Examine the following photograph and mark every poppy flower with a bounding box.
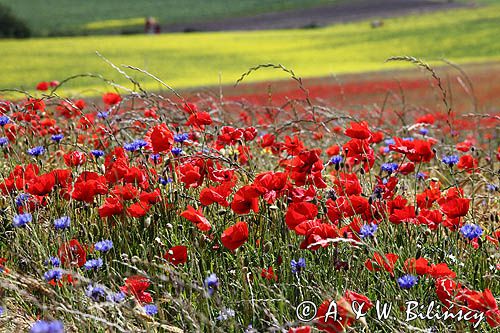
[230,185,265,215]
[98,197,124,218]
[404,257,431,275]
[221,221,249,251]
[261,266,278,281]
[344,121,372,140]
[36,81,49,91]
[300,223,339,251]
[58,239,87,267]
[63,151,87,167]
[103,92,121,105]
[365,252,398,276]
[126,201,151,218]
[145,123,174,154]
[456,155,478,173]
[200,182,233,207]
[185,111,213,128]
[285,201,318,234]
[438,191,470,219]
[120,275,153,304]
[164,245,188,266]
[180,205,211,231]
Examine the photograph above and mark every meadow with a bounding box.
[0,0,340,36]
[0,55,499,332]
[1,5,500,96]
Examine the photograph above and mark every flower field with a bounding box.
[0,61,499,333]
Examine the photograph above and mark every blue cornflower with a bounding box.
[0,116,10,126]
[83,258,103,271]
[95,240,113,252]
[150,154,161,163]
[330,155,343,165]
[123,139,147,152]
[381,163,398,173]
[159,177,172,186]
[44,257,61,267]
[29,320,64,333]
[460,224,483,240]
[0,306,4,316]
[85,284,106,302]
[403,137,415,142]
[97,111,109,119]
[15,193,30,207]
[171,147,183,156]
[442,155,459,167]
[27,146,45,157]
[144,304,158,316]
[291,258,306,274]
[204,273,219,296]
[397,275,418,289]
[54,216,70,230]
[0,137,9,147]
[0,116,10,127]
[416,172,426,180]
[43,269,63,283]
[216,307,235,321]
[51,134,64,142]
[384,138,395,146]
[13,213,32,227]
[91,149,105,158]
[359,223,378,239]
[106,291,126,303]
[174,133,189,143]
[486,184,498,192]
[419,128,429,136]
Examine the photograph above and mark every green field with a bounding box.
[1,5,500,96]
[0,0,339,36]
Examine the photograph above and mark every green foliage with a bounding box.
[0,3,31,38]
[0,0,338,36]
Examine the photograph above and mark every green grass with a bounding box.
[0,0,340,36]
[1,5,500,96]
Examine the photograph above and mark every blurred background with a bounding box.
[0,0,499,104]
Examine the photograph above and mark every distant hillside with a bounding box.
[0,0,339,36]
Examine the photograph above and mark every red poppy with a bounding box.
[145,123,174,154]
[344,121,372,140]
[285,201,318,234]
[63,151,87,167]
[230,185,265,215]
[200,182,233,207]
[126,201,151,218]
[261,266,278,281]
[103,92,121,105]
[36,81,49,91]
[180,205,211,231]
[185,111,213,128]
[456,155,478,173]
[221,221,249,251]
[365,252,398,276]
[164,245,188,266]
[300,223,339,251]
[120,275,153,304]
[404,257,431,275]
[58,239,87,267]
[438,189,470,219]
[98,197,124,218]
[332,173,362,196]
